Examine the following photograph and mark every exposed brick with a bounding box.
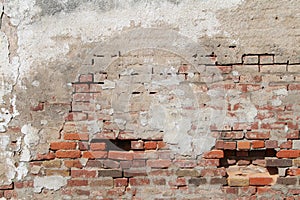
[203,150,224,159]
[210,177,227,185]
[30,102,44,111]
[280,140,293,149]
[67,179,88,187]
[188,178,207,186]
[131,140,144,150]
[129,178,150,186]
[222,186,239,195]
[144,141,157,150]
[223,141,236,150]
[65,112,88,121]
[169,177,186,186]
[265,140,278,148]
[133,152,147,160]
[287,130,300,139]
[173,160,196,168]
[50,142,77,150]
[259,55,274,64]
[98,169,122,178]
[124,169,147,177]
[0,184,13,190]
[242,55,259,64]
[114,178,128,187]
[245,132,270,139]
[45,169,70,176]
[78,142,88,150]
[132,160,146,168]
[3,190,17,199]
[220,132,244,140]
[64,133,89,141]
[266,159,293,167]
[237,141,251,150]
[73,84,89,93]
[277,150,300,158]
[71,170,97,178]
[74,189,90,196]
[157,141,167,149]
[198,159,220,167]
[82,151,107,159]
[277,177,297,185]
[176,169,200,177]
[64,160,83,168]
[90,179,113,187]
[153,178,166,185]
[260,64,286,73]
[108,151,133,160]
[200,168,226,177]
[249,176,273,186]
[215,140,224,149]
[251,140,265,149]
[287,168,300,176]
[103,160,120,168]
[56,150,81,158]
[147,159,171,168]
[90,142,106,150]
[36,152,55,160]
[42,160,61,168]
[238,186,256,196]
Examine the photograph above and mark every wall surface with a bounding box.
[0,0,300,199]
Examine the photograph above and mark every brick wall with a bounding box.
[2,49,300,199]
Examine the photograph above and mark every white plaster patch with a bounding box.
[274,88,288,96]
[22,124,40,146]
[16,162,28,180]
[34,176,68,193]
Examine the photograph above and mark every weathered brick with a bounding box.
[266,159,292,167]
[73,84,89,93]
[45,169,70,176]
[277,177,297,185]
[147,159,171,168]
[124,169,147,177]
[129,178,150,186]
[200,168,226,177]
[114,178,128,187]
[260,64,286,73]
[223,141,236,150]
[50,142,77,150]
[220,132,244,140]
[188,178,207,186]
[103,160,120,168]
[265,140,278,148]
[215,140,224,149]
[90,178,113,187]
[210,177,227,185]
[173,160,196,168]
[288,64,300,73]
[67,179,88,187]
[35,152,55,160]
[242,55,259,64]
[71,170,97,178]
[287,168,300,176]
[108,151,133,160]
[0,184,13,190]
[65,112,88,121]
[176,169,200,177]
[98,169,122,178]
[42,160,61,168]
[132,160,146,168]
[79,74,93,82]
[56,150,81,158]
[245,132,270,140]
[198,159,220,167]
[131,140,144,150]
[280,140,293,149]
[64,160,83,168]
[157,141,167,149]
[259,55,274,64]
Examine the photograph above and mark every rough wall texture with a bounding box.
[0,0,300,199]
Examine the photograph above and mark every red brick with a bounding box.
[280,140,292,149]
[203,150,224,159]
[90,142,106,151]
[200,168,226,177]
[73,93,93,102]
[198,159,220,167]
[67,179,88,187]
[220,132,244,140]
[79,74,93,82]
[169,177,186,186]
[222,186,238,195]
[147,160,171,168]
[78,142,88,150]
[287,130,300,139]
[129,178,150,186]
[89,179,113,187]
[287,168,300,176]
[249,176,274,186]
[265,140,278,148]
[153,178,166,185]
[82,151,107,159]
[252,140,265,149]
[50,142,77,150]
[132,160,146,168]
[288,84,300,90]
[114,178,128,187]
[215,140,224,149]
[245,132,270,139]
[71,170,97,178]
[133,152,147,160]
[64,133,89,141]
[3,190,17,199]
[120,160,132,169]
[237,141,251,150]
[277,150,300,158]
[144,141,157,150]
[56,150,81,158]
[36,152,55,160]
[288,189,300,195]
[157,141,167,149]
[131,141,144,150]
[64,160,83,168]
[108,151,133,160]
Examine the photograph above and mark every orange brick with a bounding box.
[82,151,107,159]
[203,150,224,159]
[249,176,273,186]
[277,150,300,158]
[50,142,77,150]
[64,133,89,141]
[144,141,157,150]
[237,141,251,150]
[56,150,81,158]
[252,140,265,149]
